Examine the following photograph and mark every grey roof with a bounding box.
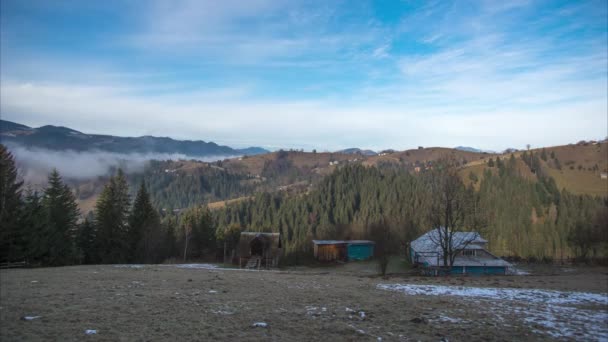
[241,232,280,236]
[411,228,510,268]
[313,240,375,245]
[411,228,486,254]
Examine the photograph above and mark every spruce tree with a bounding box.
[77,217,97,264]
[21,189,46,263]
[42,169,80,266]
[0,144,24,263]
[128,181,162,263]
[95,169,131,263]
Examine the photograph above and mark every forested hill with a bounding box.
[215,159,608,261]
[0,119,269,157]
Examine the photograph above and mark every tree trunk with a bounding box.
[183,236,189,262]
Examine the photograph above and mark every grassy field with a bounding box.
[1,263,606,341]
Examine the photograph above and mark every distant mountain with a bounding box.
[236,147,270,155]
[336,148,377,156]
[0,120,269,157]
[455,146,494,154]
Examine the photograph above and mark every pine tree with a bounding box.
[21,189,46,263]
[95,169,131,263]
[128,181,162,263]
[42,169,80,266]
[77,217,97,264]
[0,144,24,263]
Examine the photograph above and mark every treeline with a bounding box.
[2,143,606,266]
[0,145,217,266]
[215,155,608,261]
[128,160,256,210]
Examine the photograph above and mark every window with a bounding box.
[463,250,476,256]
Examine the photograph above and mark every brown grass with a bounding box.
[1,264,606,341]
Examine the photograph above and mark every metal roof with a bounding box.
[411,228,510,268]
[241,232,280,236]
[411,228,487,253]
[313,240,375,245]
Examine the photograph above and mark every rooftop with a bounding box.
[312,240,375,245]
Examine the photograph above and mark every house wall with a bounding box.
[315,244,346,261]
[347,244,374,260]
[451,266,507,275]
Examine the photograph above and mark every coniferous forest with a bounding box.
[1,143,607,266]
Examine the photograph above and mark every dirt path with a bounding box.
[1,265,606,341]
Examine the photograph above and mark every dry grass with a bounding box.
[1,264,606,341]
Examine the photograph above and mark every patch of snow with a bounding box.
[113,265,144,268]
[359,311,366,319]
[208,290,218,294]
[507,267,530,275]
[170,263,280,273]
[211,310,234,315]
[437,315,463,323]
[175,264,219,270]
[376,284,607,306]
[30,280,38,283]
[378,283,608,340]
[85,329,97,335]
[345,307,356,313]
[22,316,41,321]
[252,322,268,328]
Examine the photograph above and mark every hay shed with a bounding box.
[238,232,282,268]
[313,240,375,262]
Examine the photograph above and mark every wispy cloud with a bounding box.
[0,0,606,151]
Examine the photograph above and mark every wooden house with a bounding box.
[238,232,282,269]
[410,228,511,275]
[312,240,375,262]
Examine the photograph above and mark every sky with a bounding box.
[1,0,606,152]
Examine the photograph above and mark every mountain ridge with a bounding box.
[0,119,269,157]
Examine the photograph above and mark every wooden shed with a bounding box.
[313,240,348,261]
[313,240,375,262]
[238,232,282,269]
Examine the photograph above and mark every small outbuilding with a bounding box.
[312,240,375,262]
[238,232,282,269]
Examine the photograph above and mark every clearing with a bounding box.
[1,263,606,341]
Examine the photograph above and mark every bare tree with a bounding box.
[426,160,479,269]
[370,219,391,277]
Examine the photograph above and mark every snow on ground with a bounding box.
[174,264,220,270]
[111,263,280,272]
[378,283,608,341]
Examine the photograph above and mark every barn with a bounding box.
[312,240,375,262]
[238,232,282,269]
[410,228,511,275]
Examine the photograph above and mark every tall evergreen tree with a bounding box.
[77,217,97,264]
[128,181,163,263]
[0,144,24,263]
[21,189,46,263]
[42,169,80,266]
[95,169,131,263]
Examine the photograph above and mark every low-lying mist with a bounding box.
[6,143,238,184]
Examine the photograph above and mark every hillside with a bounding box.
[460,142,608,196]
[0,120,269,157]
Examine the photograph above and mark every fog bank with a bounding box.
[5,143,238,183]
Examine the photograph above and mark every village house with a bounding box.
[238,232,282,269]
[312,240,375,262]
[410,228,511,275]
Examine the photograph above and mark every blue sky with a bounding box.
[1,0,606,151]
